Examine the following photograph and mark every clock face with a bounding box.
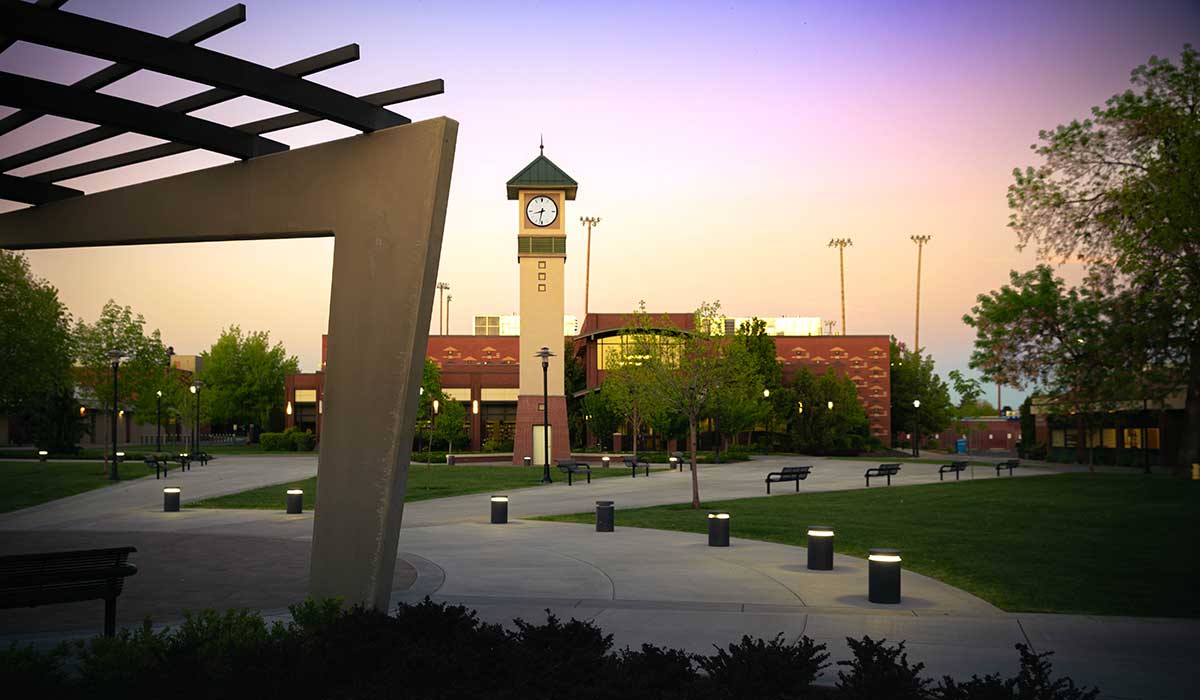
[526,195,558,227]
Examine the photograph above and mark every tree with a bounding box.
[628,301,733,509]
[888,338,954,445]
[964,266,1139,467]
[604,307,667,456]
[198,326,299,429]
[731,318,783,446]
[433,398,468,452]
[947,369,985,408]
[787,367,870,454]
[563,338,588,448]
[708,340,765,453]
[74,300,176,429]
[1006,44,1200,465]
[580,389,621,451]
[0,251,75,418]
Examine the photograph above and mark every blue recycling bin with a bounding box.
[955,438,967,454]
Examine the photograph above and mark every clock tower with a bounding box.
[507,144,577,466]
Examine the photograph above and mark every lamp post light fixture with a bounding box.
[155,390,163,452]
[163,486,181,513]
[106,349,125,481]
[798,401,804,415]
[190,381,203,455]
[535,346,555,484]
[912,399,921,458]
[868,548,903,604]
[427,398,439,474]
[827,400,834,410]
[490,495,509,524]
[286,489,304,515]
[707,512,731,547]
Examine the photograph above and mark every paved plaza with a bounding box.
[1,454,1194,698]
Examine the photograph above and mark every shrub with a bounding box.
[696,634,829,699]
[288,427,316,451]
[614,643,699,700]
[836,636,930,700]
[259,431,291,451]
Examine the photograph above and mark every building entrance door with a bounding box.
[532,425,552,467]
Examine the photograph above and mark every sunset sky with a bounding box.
[2,0,1197,405]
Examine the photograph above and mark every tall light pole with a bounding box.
[445,294,452,335]
[426,398,439,489]
[828,238,852,335]
[106,349,125,481]
[535,346,555,484]
[436,282,450,335]
[580,216,601,317]
[910,235,932,353]
[190,380,203,455]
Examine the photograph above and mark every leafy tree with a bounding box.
[730,318,783,446]
[0,251,75,418]
[74,300,176,429]
[563,338,588,448]
[628,301,735,508]
[1005,44,1200,465]
[708,340,767,453]
[198,326,299,428]
[888,338,954,445]
[605,308,667,456]
[787,367,870,454]
[433,398,468,452]
[947,369,985,408]
[580,389,621,451]
[419,358,443,419]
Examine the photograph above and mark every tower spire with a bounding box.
[539,134,544,155]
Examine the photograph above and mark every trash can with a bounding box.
[163,487,181,512]
[286,489,303,514]
[868,548,902,604]
[806,526,834,570]
[955,438,967,454]
[707,512,730,547]
[490,496,509,524]
[595,500,614,532]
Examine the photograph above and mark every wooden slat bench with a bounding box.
[765,465,812,494]
[0,546,138,636]
[865,463,901,487]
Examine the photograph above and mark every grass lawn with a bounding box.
[539,473,1200,617]
[0,460,153,513]
[192,464,663,510]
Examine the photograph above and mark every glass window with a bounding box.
[1147,428,1160,449]
[1123,428,1142,449]
[1063,429,1078,448]
[474,316,499,336]
[538,272,546,280]
[1102,428,1116,448]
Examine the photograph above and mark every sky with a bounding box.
[2,0,1197,406]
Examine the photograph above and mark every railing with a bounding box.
[139,433,243,446]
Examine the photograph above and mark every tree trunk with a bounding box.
[1181,336,1200,469]
[632,414,639,457]
[689,418,700,509]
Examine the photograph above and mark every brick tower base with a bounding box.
[513,395,571,466]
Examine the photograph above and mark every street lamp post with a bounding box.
[580,216,601,316]
[912,399,921,458]
[535,346,555,484]
[190,381,203,455]
[426,398,439,489]
[106,349,125,481]
[155,390,163,452]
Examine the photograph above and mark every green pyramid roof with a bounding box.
[506,153,578,200]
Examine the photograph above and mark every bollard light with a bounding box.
[668,456,678,469]
[38,450,48,462]
[868,548,902,604]
[595,500,615,532]
[806,526,835,570]
[163,487,181,512]
[490,495,509,524]
[286,489,304,514]
[523,456,531,467]
[601,455,611,468]
[707,512,731,547]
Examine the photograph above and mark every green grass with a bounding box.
[0,460,153,513]
[538,473,1200,618]
[192,464,663,510]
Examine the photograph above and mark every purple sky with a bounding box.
[2,0,1197,405]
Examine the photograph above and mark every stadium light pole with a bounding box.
[828,238,852,335]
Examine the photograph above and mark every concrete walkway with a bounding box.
[1,454,1193,699]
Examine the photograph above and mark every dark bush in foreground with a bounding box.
[0,599,1099,700]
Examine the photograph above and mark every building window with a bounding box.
[868,346,884,359]
[538,403,544,411]
[1086,428,1117,448]
[518,236,566,255]
[538,283,546,292]
[474,315,500,336]
[538,260,546,269]
[791,347,809,359]
[1147,427,1160,449]
[538,272,546,280]
[1051,429,1065,447]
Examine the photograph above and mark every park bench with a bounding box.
[865,463,901,487]
[144,455,170,479]
[0,546,138,637]
[556,460,592,485]
[194,452,214,467]
[938,461,968,481]
[995,459,1019,477]
[765,465,813,494]
[623,456,650,478]
[671,451,685,471]
[172,453,191,472]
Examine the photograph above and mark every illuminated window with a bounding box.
[1147,428,1160,449]
[538,272,546,280]
[538,260,546,269]
[474,315,500,336]
[1123,428,1142,449]
[538,284,546,292]
[1051,429,1065,447]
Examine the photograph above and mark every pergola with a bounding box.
[0,0,458,611]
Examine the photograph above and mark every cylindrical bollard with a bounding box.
[668,456,678,470]
[595,500,614,532]
[38,450,48,462]
[490,496,509,524]
[523,456,531,467]
[163,487,181,512]
[286,489,303,514]
[868,548,902,604]
[446,454,456,466]
[707,512,730,547]
[601,456,611,468]
[807,526,835,570]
